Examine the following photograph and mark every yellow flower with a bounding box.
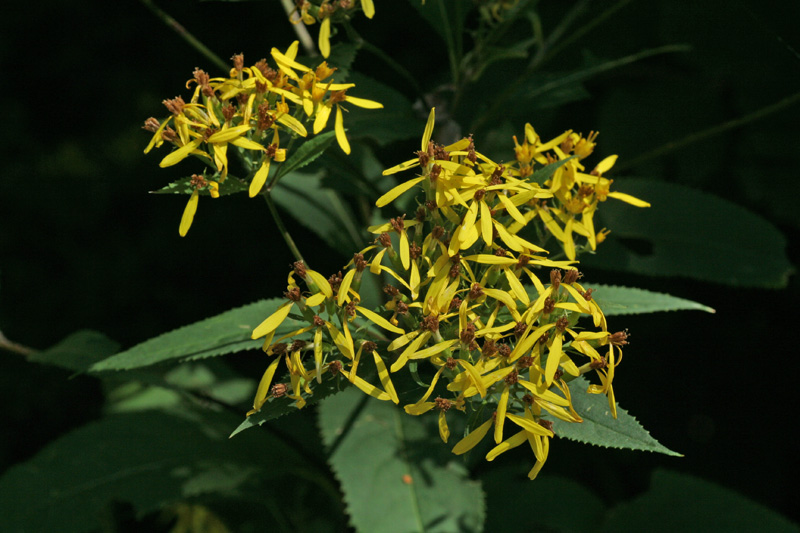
[179,175,219,237]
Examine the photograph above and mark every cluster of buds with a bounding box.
[143,42,382,236]
[249,109,639,479]
[289,0,376,57]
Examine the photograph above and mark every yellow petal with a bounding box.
[160,138,203,168]
[345,95,383,109]
[375,176,425,207]
[382,158,419,176]
[373,351,398,404]
[313,104,332,134]
[335,105,350,154]
[399,231,410,270]
[249,159,271,197]
[206,125,250,143]
[485,430,527,461]
[319,17,331,58]
[545,333,563,387]
[452,418,493,455]
[277,113,308,137]
[306,269,333,297]
[608,191,651,207]
[337,269,357,306]
[305,292,326,307]
[457,359,486,398]
[179,190,199,237]
[421,107,435,152]
[356,306,405,334]
[252,301,293,339]
[250,357,282,414]
[314,327,323,383]
[361,0,375,18]
[350,373,391,401]
[439,410,450,443]
[230,136,266,151]
[494,384,510,444]
[506,413,555,437]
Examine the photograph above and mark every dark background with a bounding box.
[1,0,798,525]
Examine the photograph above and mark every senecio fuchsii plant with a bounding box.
[11,1,800,531]
[144,40,649,478]
[129,1,730,528]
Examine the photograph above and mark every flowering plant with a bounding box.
[4,1,796,532]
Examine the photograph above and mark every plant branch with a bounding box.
[264,192,306,265]
[615,90,800,171]
[279,0,317,56]
[0,329,34,357]
[139,0,229,74]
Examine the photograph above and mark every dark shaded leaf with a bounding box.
[583,179,794,287]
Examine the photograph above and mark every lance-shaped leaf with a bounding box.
[584,179,793,287]
[318,388,485,533]
[552,376,680,456]
[152,174,249,196]
[272,130,337,183]
[591,284,715,315]
[90,299,302,372]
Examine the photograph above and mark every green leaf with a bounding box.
[553,376,681,456]
[271,170,365,254]
[345,72,423,145]
[327,43,359,83]
[230,374,346,438]
[151,174,249,196]
[273,130,337,183]
[530,155,576,185]
[583,179,794,287]
[318,388,485,533]
[484,468,606,533]
[592,284,715,315]
[0,410,299,533]
[601,469,800,532]
[29,330,120,372]
[90,299,301,372]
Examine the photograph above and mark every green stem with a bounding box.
[343,22,425,100]
[438,0,460,88]
[138,0,229,74]
[279,0,317,56]
[264,192,306,265]
[615,90,800,171]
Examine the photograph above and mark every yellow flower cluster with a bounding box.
[249,109,638,479]
[143,42,382,236]
[289,0,375,58]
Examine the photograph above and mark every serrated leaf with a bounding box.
[601,469,800,532]
[0,410,299,533]
[592,284,715,315]
[326,43,358,83]
[583,179,794,287]
[90,299,301,372]
[272,130,337,183]
[230,374,346,437]
[29,330,120,372]
[318,388,485,533]
[271,170,365,254]
[553,376,680,456]
[152,174,249,196]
